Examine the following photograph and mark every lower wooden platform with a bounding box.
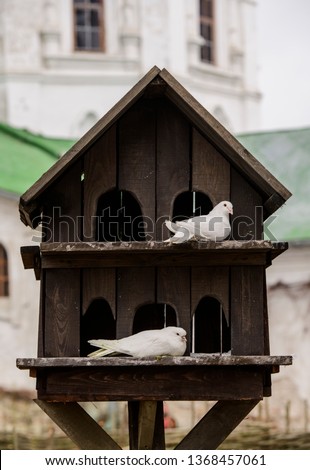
[17,355,292,402]
[17,355,292,450]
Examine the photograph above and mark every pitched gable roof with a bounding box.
[19,66,291,228]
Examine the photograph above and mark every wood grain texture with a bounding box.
[159,68,291,207]
[230,167,263,240]
[20,66,161,210]
[191,267,229,323]
[35,366,264,401]
[35,400,121,450]
[116,267,155,338]
[156,98,190,239]
[118,99,156,238]
[44,269,80,357]
[192,128,230,204]
[231,266,265,355]
[42,160,82,243]
[83,125,117,240]
[157,266,191,345]
[175,400,260,449]
[82,268,116,317]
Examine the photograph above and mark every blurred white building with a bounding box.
[0,0,261,138]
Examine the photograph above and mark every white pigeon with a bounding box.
[87,326,187,358]
[164,200,233,244]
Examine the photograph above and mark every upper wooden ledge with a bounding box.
[16,355,293,370]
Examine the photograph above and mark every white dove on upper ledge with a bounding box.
[87,326,187,358]
[164,200,233,244]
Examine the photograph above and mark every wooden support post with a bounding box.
[138,401,158,450]
[175,399,260,450]
[128,401,165,450]
[35,400,121,450]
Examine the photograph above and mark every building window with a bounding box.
[73,0,105,51]
[200,0,215,64]
[0,244,9,297]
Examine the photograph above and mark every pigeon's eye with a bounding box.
[224,203,227,207]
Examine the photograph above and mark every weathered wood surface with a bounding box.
[16,355,293,369]
[231,266,265,355]
[44,269,80,357]
[34,366,265,401]
[37,240,288,269]
[192,128,230,204]
[83,125,117,240]
[35,400,121,450]
[128,401,165,450]
[19,66,161,211]
[175,400,260,450]
[156,98,190,240]
[159,68,291,208]
[20,245,41,280]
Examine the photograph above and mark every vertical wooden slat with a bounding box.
[192,128,230,204]
[83,125,117,240]
[44,269,80,357]
[128,401,165,450]
[156,98,190,239]
[42,160,82,243]
[118,100,156,239]
[231,266,264,355]
[191,267,230,322]
[230,168,263,240]
[82,268,116,317]
[157,267,191,349]
[117,267,155,338]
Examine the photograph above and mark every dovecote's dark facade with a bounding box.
[17,67,292,450]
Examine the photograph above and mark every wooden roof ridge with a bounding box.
[19,65,291,227]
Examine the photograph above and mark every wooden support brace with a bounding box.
[35,400,122,450]
[175,399,260,450]
[128,401,165,450]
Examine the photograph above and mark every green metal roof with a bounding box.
[0,122,308,241]
[0,123,75,195]
[238,128,310,242]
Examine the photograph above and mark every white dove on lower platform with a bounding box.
[164,200,233,244]
[87,326,187,358]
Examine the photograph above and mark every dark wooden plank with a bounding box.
[117,267,155,337]
[44,269,80,356]
[20,246,41,279]
[20,66,161,210]
[231,266,265,355]
[41,250,270,269]
[35,400,121,449]
[175,400,260,449]
[118,99,156,239]
[138,401,158,449]
[192,128,230,203]
[230,167,263,240]
[156,98,190,239]
[37,271,45,357]
[83,125,117,240]
[16,355,293,369]
[157,266,191,347]
[35,366,264,401]
[82,268,116,317]
[159,69,291,207]
[191,267,229,323]
[42,160,82,243]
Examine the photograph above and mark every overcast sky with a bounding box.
[256,0,310,131]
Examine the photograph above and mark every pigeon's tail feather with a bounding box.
[87,338,118,357]
[87,348,112,358]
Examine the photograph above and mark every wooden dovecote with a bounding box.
[17,66,292,450]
